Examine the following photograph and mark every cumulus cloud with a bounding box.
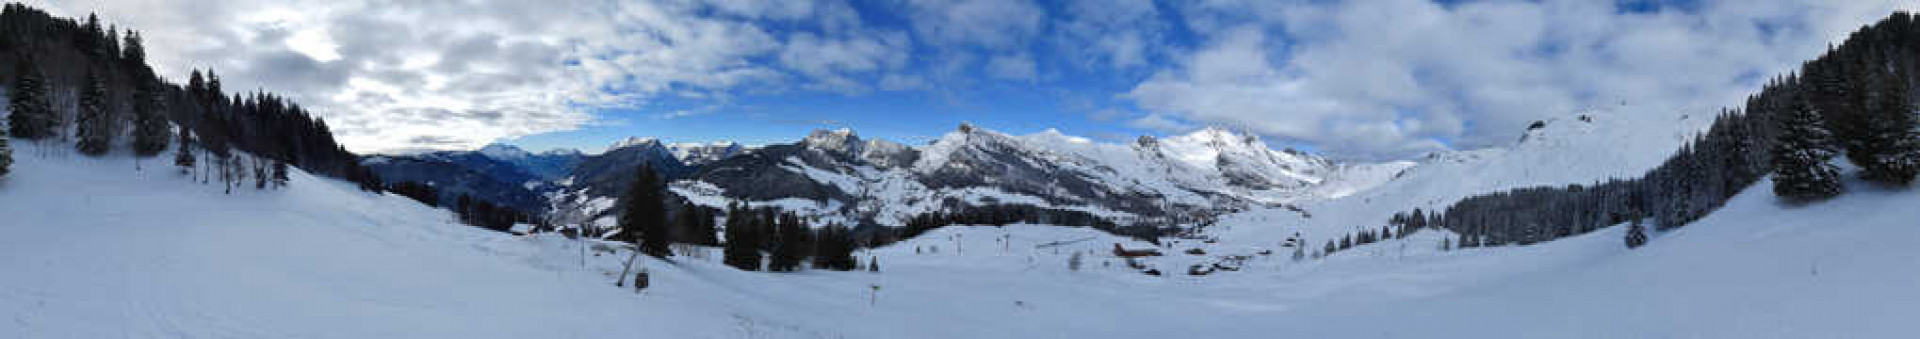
[28,0,1920,160]
[1055,0,1163,69]
[987,54,1038,81]
[1128,0,1917,159]
[897,0,1046,50]
[31,0,925,153]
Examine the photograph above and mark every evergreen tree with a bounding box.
[1624,218,1648,249]
[1770,98,1845,201]
[675,203,719,246]
[174,129,196,175]
[1854,71,1920,185]
[767,212,810,272]
[722,204,764,271]
[0,129,11,178]
[271,160,289,188]
[8,60,55,140]
[121,30,146,67]
[811,224,858,271]
[75,71,111,156]
[131,80,170,157]
[253,161,267,189]
[618,165,672,258]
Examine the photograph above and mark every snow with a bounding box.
[801,128,859,152]
[1158,126,1328,188]
[5,101,1912,338]
[668,141,742,165]
[780,156,863,196]
[0,146,752,337]
[605,136,660,152]
[1203,112,1709,250]
[475,143,531,161]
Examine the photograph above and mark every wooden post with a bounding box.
[617,245,640,287]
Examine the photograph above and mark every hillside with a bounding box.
[3,141,1913,338]
[1204,109,1709,249]
[6,4,1919,339]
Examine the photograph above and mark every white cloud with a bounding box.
[899,0,1046,50]
[987,54,1038,81]
[1056,0,1162,69]
[779,31,914,93]
[29,0,1920,160]
[29,0,922,153]
[1129,0,1918,159]
[1127,112,1190,133]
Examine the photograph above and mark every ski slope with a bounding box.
[2,142,1914,338]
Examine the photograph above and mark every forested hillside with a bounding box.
[1387,13,1920,249]
[0,4,374,188]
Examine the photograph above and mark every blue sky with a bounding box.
[42,0,1919,159]
[515,0,1189,152]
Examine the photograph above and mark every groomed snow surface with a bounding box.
[3,142,1916,338]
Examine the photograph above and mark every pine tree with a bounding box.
[121,30,146,67]
[722,205,764,271]
[75,71,112,156]
[8,60,56,140]
[1855,71,1920,185]
[767,212,810,272]
[174,129,196,175]
[811,224,857,271]
[618,165,672,258]
[1624,218,1648,249]
[271,160,289,188]
[675,203,719,246]
[0,129,12,178]
[131,80,170,157]
[253,162,267,189]
[1771,98,1845,201]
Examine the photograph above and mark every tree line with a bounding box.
[0,4,375,191]
[601,165,864,272]
[1383,12,1920,250]
[897,204,1157,242]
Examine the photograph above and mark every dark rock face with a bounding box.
[567,139,694,198]
[914,129,1165,215]
[362,154,551,214]
[362,144,582,216]
[689,143,853,203]
[669,142,745,166]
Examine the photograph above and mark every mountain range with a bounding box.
[364,123,1391,234]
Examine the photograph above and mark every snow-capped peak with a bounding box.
[607,137,663,152]
[669,141,744,166]
[1159,127,1331,190]
[802,128,862,155]
[1159,127,1267,168]
[476,143,532,161]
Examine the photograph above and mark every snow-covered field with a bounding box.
[3,141,1915,338]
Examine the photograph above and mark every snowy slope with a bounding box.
[2,141,1914,338]
[1203,110,1711,249]
[0,147,746,337]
